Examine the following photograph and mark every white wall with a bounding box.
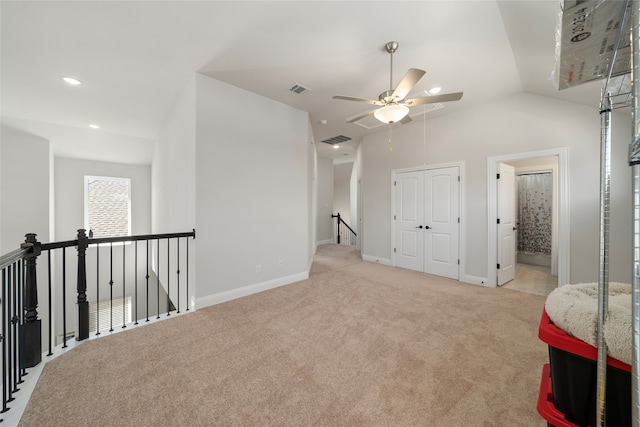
[152,76,196,235]
[194,73,310,306]
[316,156,334,244]
[361,93,632,285]
[1,126,50,252]
[307,121,317,261]
[152,76,197,309]
[350,162,358,245]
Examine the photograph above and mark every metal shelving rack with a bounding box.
[629,3,640,425]
[555,1,637,425]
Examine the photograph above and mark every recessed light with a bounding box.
[333,145,340,149]
[89,124,100,129]
[63,77,82,86]
[429,86,442,95]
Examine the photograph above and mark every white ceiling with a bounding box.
[1,1,610,165]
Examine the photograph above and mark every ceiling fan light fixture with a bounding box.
[374,104,409,124]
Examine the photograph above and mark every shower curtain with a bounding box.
[517,172,552,256]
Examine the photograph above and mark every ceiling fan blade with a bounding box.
[333,95,384,106]
[345,109,376,123]
[390,68,426,101]
[404,91,463,106]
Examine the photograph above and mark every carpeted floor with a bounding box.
[19,244,548,426]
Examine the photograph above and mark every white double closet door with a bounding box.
[394,166,460,280]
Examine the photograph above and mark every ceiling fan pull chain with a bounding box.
[388,123,393,153]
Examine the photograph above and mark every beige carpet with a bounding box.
[19,244,548,426]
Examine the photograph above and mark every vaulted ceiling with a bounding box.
[1,1,610,164]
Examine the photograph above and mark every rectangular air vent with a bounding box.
[289,84,311,95]
[321,135,352,145]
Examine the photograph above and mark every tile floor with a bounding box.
[501,263,557,296]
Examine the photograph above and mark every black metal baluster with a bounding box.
[6,264,13,403]
[17,260,25,380]
[166,238,170,316]
[134,241,138,326]
[156,238,160,319]
[47,251,52,356]
[9,261,17,402]
[62,247,67,348]
[145,240,149,322]
[122,244,126,329]
[176,238,180,314]
[96,244,100,336]
[186,237,190,312]
[16,260,24,384]
[1,268,7,414]
[109,243,113,332]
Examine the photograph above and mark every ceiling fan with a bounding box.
[333,41,463,124]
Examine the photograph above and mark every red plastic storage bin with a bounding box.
[538,309,631,427]
[537,363,579,427]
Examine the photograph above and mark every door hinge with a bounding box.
[497,263,501,269]
[394,248,396,253]
[457,259,460,265]
[497,173,500,179]
[458,176,460,182]
[497,218,500,224]
[394,181,396,186]
[458,217,460,223]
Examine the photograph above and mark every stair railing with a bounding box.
[0,228,196,420]
[331,213,357,246]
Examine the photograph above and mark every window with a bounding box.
[55,296,132,344]
[89,296,132,332]
[84,176,131,238]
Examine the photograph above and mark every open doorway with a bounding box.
[504,161,557,296]
[487,148,570,294]
[333,161,359,248]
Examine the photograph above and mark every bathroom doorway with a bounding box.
[487,148,569,293]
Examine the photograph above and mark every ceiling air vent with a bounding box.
[321,135,352,145]
[289,84,311,95]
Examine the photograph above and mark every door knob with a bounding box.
[416,225,423,229]
[425,226,430,230]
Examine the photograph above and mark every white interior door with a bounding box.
[425,167,459,280]
[497,163,516,285]
[394,166,459,279]
[394,171,424,271]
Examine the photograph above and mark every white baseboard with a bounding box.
[195,271,309,309]
[461,274,493,287]
[317,239,333,246]
[362,254,392,266]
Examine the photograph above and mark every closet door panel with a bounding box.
[425,167,459,280]
[394,172,424,271]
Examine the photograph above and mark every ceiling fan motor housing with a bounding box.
[379,90,397,103]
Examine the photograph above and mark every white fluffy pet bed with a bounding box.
[545,282,632,365]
